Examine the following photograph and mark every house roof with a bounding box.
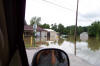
[24,25,47,32]
[24,25,33,31]
[37,26,47,32]
[44,29,55,32]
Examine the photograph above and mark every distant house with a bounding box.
[36,26,47,37]
[24,25,47,37]
[24,25,58,41]
[44,29,58,41]
[24,25,33,36]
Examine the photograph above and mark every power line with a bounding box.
[42,0,73,11]
[42,0,93,22]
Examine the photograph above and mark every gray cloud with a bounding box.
[80,9,100,19]
[78,10,100,23]
[81,13,100,19]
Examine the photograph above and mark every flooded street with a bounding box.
[25,36,100,66]
[39,37,100,66]
[24,0,100,66]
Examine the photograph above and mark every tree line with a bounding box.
[30,17,100,39]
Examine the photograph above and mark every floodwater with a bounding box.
[39,36,100,66]
[24,36,100,66]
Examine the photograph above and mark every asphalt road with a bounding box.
[26,48,93,66]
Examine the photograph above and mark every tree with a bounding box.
[58,24,64,35]
[30,16,41,26]
[88,21,100,39]
[40,23,50,29]
[77,26,88,35]
[64,26,71,35]
[65,25,75,35]
[51,23,58,32]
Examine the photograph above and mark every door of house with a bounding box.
[47,32,50,41]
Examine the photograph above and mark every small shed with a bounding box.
[44,29,58,41]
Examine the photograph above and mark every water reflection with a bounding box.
[39,36,100,66]
[66,36,81,43]
[24,36,100,52]
[58,38,64,45]
[88,38,100,51]
[36,37,47,42]
[24,36,100,66]
[66,36,100,51]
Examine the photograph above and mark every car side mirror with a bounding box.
[32,48,70,66]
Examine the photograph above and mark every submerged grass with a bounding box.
[25,41,48,48]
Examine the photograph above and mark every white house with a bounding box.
[44,29,58,41]
[36,26,47,37]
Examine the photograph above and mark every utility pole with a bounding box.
[74,0,79,56]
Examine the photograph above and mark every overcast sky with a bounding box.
[25,0,100,26]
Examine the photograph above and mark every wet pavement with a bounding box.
[26,48,93,66]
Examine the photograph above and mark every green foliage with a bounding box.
[58,24,65,35]
[77,26,88,35]
[29,17,100,38]
[68,26,75,35]
[64,26,88,36]
[55,21,100,38]
[88,26,96,37]
[30,17,50,29]
[63,26,75,35]
[88,21,100,39]
[51,23,58,32]
[51,24,88,36]
[30,16,41,26]
[40,23,50,29]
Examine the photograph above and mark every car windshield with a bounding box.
[24,0,100,66]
